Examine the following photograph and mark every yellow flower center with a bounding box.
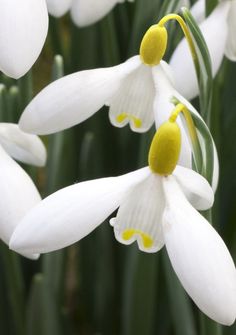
[122,229,153,249]
[116,113,142,128]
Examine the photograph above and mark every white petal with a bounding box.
[169,1,230,100]
[0,0,48,79]
[212,143,219,193]
[111,172,165,253]
[225,1,236,61]
[173,165,214,210]
[46,0,72,17]
[152,62,192,168]
[190,0,205,23]
[162,176,236,325]
[10,167,150,254]
[179,0,190,7]
[108,60,155,132]
[19,56,140,135]
[0,123,46,167]
[0,145,41,259]
[71,0,122,27]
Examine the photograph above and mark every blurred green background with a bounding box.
[0,0,236,334]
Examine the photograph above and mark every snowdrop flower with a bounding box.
[10,106,236,325]
[0,121,46,259]
[46,0,133,27]
[19,14,205,170]
[0,0,48,79]
[170,0,233,100]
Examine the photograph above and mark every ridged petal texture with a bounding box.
[0,145,41,259]
[0,0,48,79]
[0,123,46,166]
[19,56,141,135]
[10,168,149,254]
[163,176,236,325]
[111,172,165,252]
[71,0,124,27]
[169,1,230,100]
[108,59,155,132]
[46,0,72,17]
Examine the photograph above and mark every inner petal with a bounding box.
[108,63,155,132]
[110,173,165,253]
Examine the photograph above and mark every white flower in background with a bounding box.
[0,0,48,79]
[0,121,46,259]
[46,0,133,27]
[10,114,236,325]
[170,0,234,100]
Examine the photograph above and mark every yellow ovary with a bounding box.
[122,229,153,249]
[148,120,181,176]
[139,25,168,66]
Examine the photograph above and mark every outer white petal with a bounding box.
[0,123,46,167]
[162,176,236,325]
[173,165,214,210]
[71,0,121,27]
[179,0,190,7]
[0,0,48,79]
[169,1,230,100]
[19,56,140,135]
[0,145,41,259]
[190,0,205,23]
[46,0,72,17]
[225,0,236,61]
[111,172,165,253]
[10,167,150,254]
[152,61,192,168]
[108,59,155,132]
[212,143,219,193]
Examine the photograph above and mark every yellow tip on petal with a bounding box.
[122,229,153,249]
[116,113,142,129]
[148,120,181,175]
[139,25,168,66]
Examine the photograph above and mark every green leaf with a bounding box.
[182,8,213,125]
[26,274,63,335]
[162,251,197,335]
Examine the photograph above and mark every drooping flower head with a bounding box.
[10,104,236,325]
[19,12,207,172]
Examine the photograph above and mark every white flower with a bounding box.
[170,0,232,100]
[0,121,47,259]
[189,0,236,61]
[9,162,236,325]
[46,0,133,27]
[0,0,48,79]
[19,56,204,170]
